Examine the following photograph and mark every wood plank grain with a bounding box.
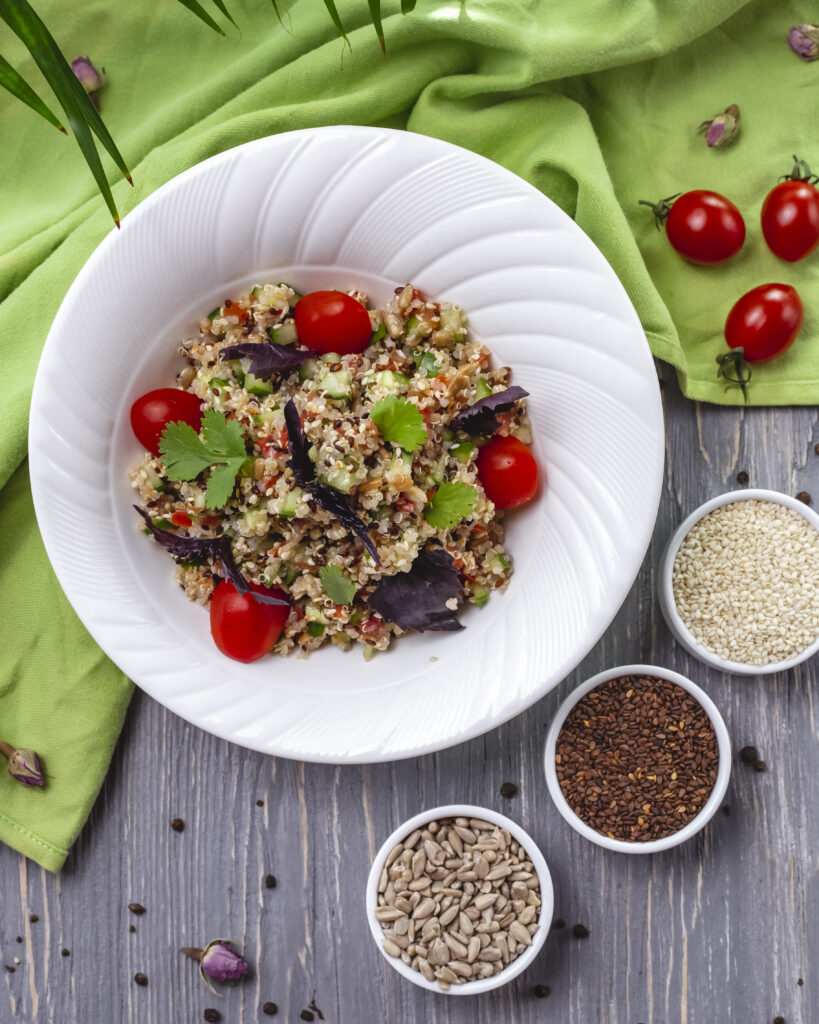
[1,376,817,1024]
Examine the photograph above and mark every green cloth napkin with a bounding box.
[1,0,816,870]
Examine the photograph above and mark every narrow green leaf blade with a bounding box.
[0,53,64,130]
[400,0,417,12]
[174,0,226,34]
[207,0,238,30]
[269,0,284,25]
[367,0,385,52]
[321,0,349,44]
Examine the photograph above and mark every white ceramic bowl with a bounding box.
[659,489,819,675]
[543,665,731,854]
[365,804,553,994]
[29,125,664,762]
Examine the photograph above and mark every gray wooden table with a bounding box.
[2,370,817,1024]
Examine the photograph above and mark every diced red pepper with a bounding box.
[171,511,193,528]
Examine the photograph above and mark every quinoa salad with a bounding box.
[129,282,537,661]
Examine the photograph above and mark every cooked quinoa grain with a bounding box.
[672,499,819,665]
[130,283,531,657]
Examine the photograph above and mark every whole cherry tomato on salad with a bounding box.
[294,290,373,355]
[131,388,203,457]
[210,581,290,663]
[476,436,538,510]
[639,190,745,265]
[717,283,803,397]
[761,156,819,262]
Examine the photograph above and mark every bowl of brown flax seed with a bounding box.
[543,664,731,853]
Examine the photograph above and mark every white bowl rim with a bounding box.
[659,489,819,675]
[543,664,731,854]
[365,803,554,994]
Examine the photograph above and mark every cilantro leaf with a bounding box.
[370,395,427,452]
[319,565,357,605]
[159,410,247,510]
[424,482,478,530]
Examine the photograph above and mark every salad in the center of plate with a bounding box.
[130,283,539,663]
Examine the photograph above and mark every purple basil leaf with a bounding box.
[220,341,320,379]
[368,547,463,632]
[311,481,380,565]
[283,400,380,564]
[452,385,529,435]
[284,398,314,487]
[135,507,287,607]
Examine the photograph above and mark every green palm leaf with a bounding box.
[0,52,64,131]
[209,0,238,30]
[367,0,385,52]
[0,0,132,224]
[320,0,349,45]
[174,0,226,34]
[401,0,417,12]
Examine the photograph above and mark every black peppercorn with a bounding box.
[61,949,70,957]
[265,874,277,890]
[500,782,518,798]
[170,818,185,832]
[740,745,759,764]
[134,973,148,986]
[572,923,589,938]
[737,470,749,484]
[262,1003,278,1016]
[204,1010,220,1023]
[533,984,551,997]
[753,759,767,773]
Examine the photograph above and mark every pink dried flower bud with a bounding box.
[181,939,248,995]
[788,25,819,61]
[71,57,106,108]
[698,104,740,148]
[0,742,45,787]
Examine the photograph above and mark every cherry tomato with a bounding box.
[170,511,192,528]
[210,581,290,663]
[476,436,539,510]
[725,283,803,363]
[761,158,819,262]
[641,190,745,265]
[294,291,373,355]
[131,388,203,457]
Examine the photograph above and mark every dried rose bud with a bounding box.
[0,742,45,787]
[71,57,106,108]
[788,25,819,61]
[180,940,248,995]
[698,104,740,148]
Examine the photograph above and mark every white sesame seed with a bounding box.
[672,500,819,665]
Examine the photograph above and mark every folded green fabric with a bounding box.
[1,0,815,869]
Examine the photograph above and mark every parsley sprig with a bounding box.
[370,395,427,452]
[159,409,248,509]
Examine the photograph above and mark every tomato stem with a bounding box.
[716,349,751,402]
[637,194,681,230]
[781,154,819,184]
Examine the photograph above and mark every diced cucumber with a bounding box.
[349,608,364,626]
[268,320,297,346]
[319,466,357,493]
[153,517,172,529]
[253,410,279,425]
[362,644,377,661]
[371,323,386,344]
[144,465,166,493]
[299,358,320,381]
[319,369,353,400]
[240,507,268,532]
[245,373,273,396]
[431,454,448,486]
[406,315,419,332]
[250,285,261,298]
[450,441,476,464]
[278,283,302,303]
[367,370,409,392]
[261,559,282,584]
[283,565,300,585]
[439,305,466,332]
[511,419,533,444]
[209,377,230,392]
[417,351,439,378]
[475,376,493,399]
[207,307,221,319]
[491,552,512,572]
[471,584,490,608]
[238,457,258,479]
[321,352,341,363]
[442,427,454,443]
[278,487,303,518]
[305,604,329,625]
[307,622,325,638]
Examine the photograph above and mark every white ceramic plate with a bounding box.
[29,126,664,763]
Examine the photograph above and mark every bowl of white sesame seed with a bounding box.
[659,489,819,675]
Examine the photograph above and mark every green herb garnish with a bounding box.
[418,351,440,378]
[370,395,427,452]
[319,565,357,605]
[424,481,477,529]
[159,409,247,510]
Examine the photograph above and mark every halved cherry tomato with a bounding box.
[724,283,804,363]
[476,436,538,510]
[294,290,373,355]
[640,190,745,265]
[131,388,204,456]
[761,157,819,262]
[210,581,289,663]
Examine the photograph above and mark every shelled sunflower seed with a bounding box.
[374,816,541,990]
